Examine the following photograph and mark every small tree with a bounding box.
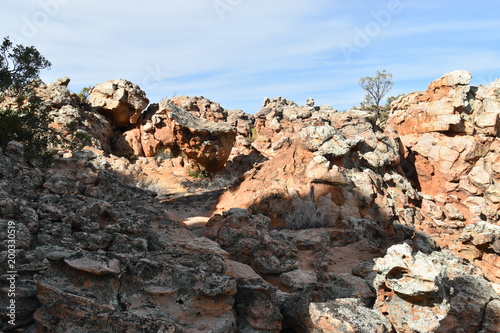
[359,70,394,119]
[0,37,51,98]
[77,86,93,102]
[0,36,81,165]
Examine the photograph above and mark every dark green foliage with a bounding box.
[0,36,81,166]
[77,86,93,102]
[0,36,51,96]
[0,100,54,165]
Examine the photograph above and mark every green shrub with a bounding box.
[77,86,93,102]
[247,127,258,144]
[186,167,209,179]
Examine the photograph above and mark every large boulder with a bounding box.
[373,243,499,333]
[160,100,236,174]
[89,79,149,127]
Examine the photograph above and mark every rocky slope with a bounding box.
[0,72,499,332]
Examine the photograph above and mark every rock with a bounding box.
[169,95,228,122]
[217,109,417,232]
[482,299,500,333]
[204,208,298,276]
[160,100,236,174]
[428,70,472,89]
[388,72,500,283]
[281,269,317,289]
[227,109,255,137]
[4,141,25,161]
[0,147,257,332]
[44,77,78,108]
[235,278,283,332]
[112,128,144,156]
[64,253,121,275]
[373,243,499,333]
[2,70,500,332]
[373,244,444,298]
[89,79,149,127]
[309,299,393,333]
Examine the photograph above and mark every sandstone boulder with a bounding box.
[89,79,149,127]
[373,243,499,333]
[160,100,236,174]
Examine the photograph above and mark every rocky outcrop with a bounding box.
[227,109,255,137]
[389,70,500,136]
[204,207,440,332]
[252,97,337,156]
[111,97,239,174]
[388,70,500,283]
[42,76,81,108]
[205,208,298,276]
[217,104,417,233]
[89,79,149,127]
[2,71,500,332]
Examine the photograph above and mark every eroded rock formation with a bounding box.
[159,100,237,174]
[89,79,149,127]
[388,70,500,283]
[373,243,499,333]
[217,101,417,234]
[1,72,499,332]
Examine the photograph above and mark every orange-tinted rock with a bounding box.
[388,71,500,283]
[161,100,236,174]
[169,95,227,122]
[113,128,143,156]
[89,79,149,127]
[217,107,417,233]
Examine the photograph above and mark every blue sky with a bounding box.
[1,0,500,113]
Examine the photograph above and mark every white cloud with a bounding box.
[1,0,499,113]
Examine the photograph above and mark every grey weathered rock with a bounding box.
[205,208,298,276]
[0,146,244,332]
[373,243,499,333]
[169,95,228,123]
[235,278,283,332]
[309,299,393,333]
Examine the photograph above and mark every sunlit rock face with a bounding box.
[388,71,500,283]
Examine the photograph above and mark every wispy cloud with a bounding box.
[1,0,499,113]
